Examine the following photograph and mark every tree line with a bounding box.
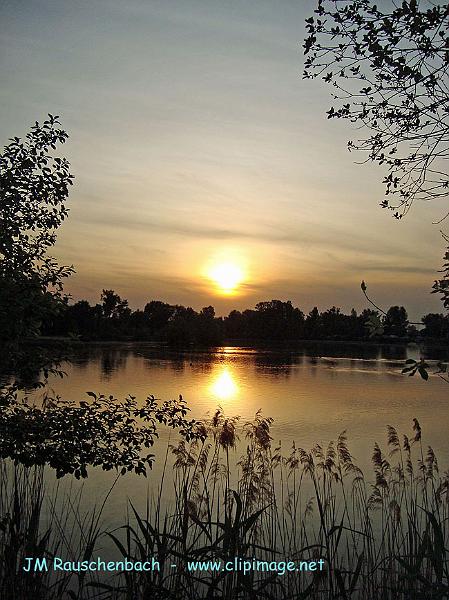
[41,291,449,345]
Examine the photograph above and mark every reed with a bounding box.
[100,413,449,599]
[1,414,448,599]
[0,462,116,600]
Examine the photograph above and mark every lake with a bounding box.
[22,340,449,558]
[39,341,449,470]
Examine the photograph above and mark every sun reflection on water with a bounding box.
[209,367,239,401]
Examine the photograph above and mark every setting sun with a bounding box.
[208,262,244,295]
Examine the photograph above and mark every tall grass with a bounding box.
[0,462,117,600]
[1,413,448,599]
[101,412,449,599]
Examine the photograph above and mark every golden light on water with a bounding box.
[210,367,239,400]
[207,261,245,295]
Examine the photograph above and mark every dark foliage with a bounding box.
[42,291,449,343]
[383,305,409,336]
[304,0,449,219]
[0,115,74,347]
[0,116,75,387]
[2,418,449,599]
[0,117,211,483]
[0,388,203,478]
[432,232,449,309]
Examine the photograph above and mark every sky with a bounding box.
[0,0,446,319]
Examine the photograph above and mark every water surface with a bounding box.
[41,341,448,460]
[32,341,449,538]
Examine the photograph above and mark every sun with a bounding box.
[208,262,244,295]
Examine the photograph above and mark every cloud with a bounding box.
[360,264,434,275]
[73,210,419,262]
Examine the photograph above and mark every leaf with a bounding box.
[349,552,364,594]
[418,367,429,380]
[335,568,348,600]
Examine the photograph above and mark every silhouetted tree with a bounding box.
[384,305,409,337]
[432,233,449,310]
[224,302,307,341]
[40,293,436,344]
[225,310,245,339]
[348,308,365,338]
[166,305,197,346]
[321,306,345,337]
[144,300,175,333]
[128,309,149,339]
[253,300,305,340]
[0,115,74,347]
[196,306,222,345]
[422,312,449,339]
[64,299,93,336]
[304,0,449,218]
[241,309,258,338]
[305,307,323,339]
[101,289,130,320]
[201,306,215,319]
[60,299,103,338]
[359,308,383,338]
[0,120,203,480]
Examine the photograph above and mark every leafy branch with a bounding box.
[0,388,206,479]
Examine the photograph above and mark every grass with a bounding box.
[1,411,448,599]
